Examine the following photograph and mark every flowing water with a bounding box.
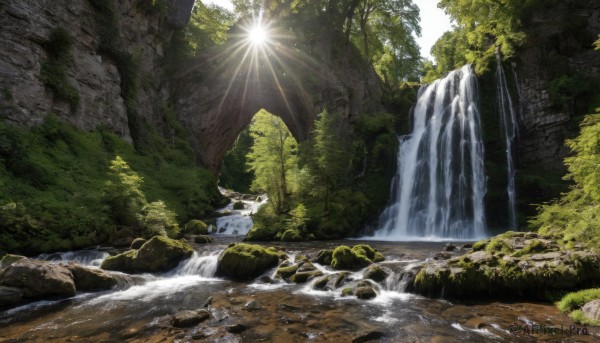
[215,195,268,235]
[375,65,487,240]
[2,238,596,342]
[496,56,519,230]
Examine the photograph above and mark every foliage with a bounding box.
[137,200,180,238]
[558,288,600,313]
[246,110,298,214]
[531,111,600,250]
[220,127,254,193]
[40,27,79,112]
[104,156,147,227]
[0,117,222,254]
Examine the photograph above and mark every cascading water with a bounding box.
[37,250,109,267]
[496,56,519,230]
[215,196,268,235]
[375,65,487,240]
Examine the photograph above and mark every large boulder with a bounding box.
[582,299,600,322]
[216,244,280,280]
[0,254,26,273]
[0,286,23,307]
[64,263,119,291]
[0,259,75,298]
[331,245,384,270]
[101,236,194,273]
[413,232,600,299]
[184,220,209,235]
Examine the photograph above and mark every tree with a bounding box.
[137,200,180,238]
[246,110,298,214]
[104,156,147,227]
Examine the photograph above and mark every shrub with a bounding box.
[137,200,180,238]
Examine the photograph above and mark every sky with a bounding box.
[203,0,452,60]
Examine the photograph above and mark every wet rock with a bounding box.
[582,299,600,321]
[202,296,212,308]
[257,275,274,284]
[101,236,194,273]
[171,309,210,328]
[227,323,248,334]
[291,270,323,283]
[217,243,279,280]
[211,307,229,321]
[297,261,317,272]
[275,264,298,279]
[129,238,146,250]
[0,286,23,307]
[444,243,458,252]
[433,252,452,260]
[65,263,118,291]
[279,303,301,312]
[331,245,384,270]
[314,249,333,265]
[354,286,377,300]
[462,243,473,250]
[194,235,214,244]
[364,265,389,283]
[352,331,385,342]
[0,254,26,272]
[313,275,334,289]
[233,201,244,210]
[341,287,353,296]
[244,300,261,311]
[413,231,600,299]
[0,259,75,298]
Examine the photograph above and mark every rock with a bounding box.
[0,254,26,273]
[290,270,323,283]
[232,201,245,210]
[244,300,261,311]
[194,235,214,244]
[352,331,385,342]
[0,259,75,298]
[582,299,600,321]
[129,238,147,250]
[462,243,474,249]
[313,275,334,289]
[227,323,247,334]
[364,265,389,283]
[216,243,279,280]
[0,286,23,307]
[257,275,274,284]
[341,287,353,296]
[444,243,457,252]
[297,261,317,272]
[331,245,384,270]
[314,249,333,265]
[184,220,209,235]
[276,264,298,279]
[65,263,118,291]
[433,252,452,260]
[171,309,210,328]
[101,236,194,273]
[354,286,377,299]
[166,0,195,28]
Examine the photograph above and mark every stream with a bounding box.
[1,237,597,342]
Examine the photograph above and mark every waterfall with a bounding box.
[374,65,487,240]
[495,57,519,229]
[37,250,109,267]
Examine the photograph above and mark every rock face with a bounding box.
[64,263,119,291]
[515,1,600,170]
[0,259,76,298]
[0,0,175,142]
[412,232,600,299]
[101,235,194,273]
[0,286,24,307]
[582,299,600,322]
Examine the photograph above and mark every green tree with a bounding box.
[137,200,180,238]
[246,110,298,214]
[104,156,147,227]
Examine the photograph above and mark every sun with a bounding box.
[248,25,267,46]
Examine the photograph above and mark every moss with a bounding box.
[290,270,323,283]
[314,249,333,265]
[216,243,279,280]
[275,264,298,278]
[194,235,213,244]
[352,244,385,263]
[280,229,302,242]
[101,250,137,272]
[184,219,209,235]
[130,238,147,249]
[512,239,558,257]
[364,265,389,282]
[331,245,384,270]
[569,309,600,326]
[558,288,600,312]
[341,287,353,296]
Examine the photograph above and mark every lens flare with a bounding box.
[248,25,267,45]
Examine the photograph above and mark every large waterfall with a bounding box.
[374,65,487,240]
[496,57,519,230]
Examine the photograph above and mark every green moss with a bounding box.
[101,250,137,272]
[194,235,213,243]
[352,244,385,263]
[216,243,279,280]
[290,270,323,283]
[184,219,209,235]
[40,27,79,112]
[280,228,302,242]
[341,287,353,296]
[569,309,600,326]
[130,238,146,249]
[331,244,382,270]
[275,264,298,278]
[513,239,558,257]
[558,288,600,312]
[364,265,389,282]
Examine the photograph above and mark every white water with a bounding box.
[37,250,110,267]
[496,56,519,229]
[215,195,268,235]
[170,251,220,277]
[374,65,487,240]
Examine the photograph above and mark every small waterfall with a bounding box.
[171,251,220,277]
[495,56,519,229]
[375,65,487,240]
[37,250,109,267]
[216,196,268,235]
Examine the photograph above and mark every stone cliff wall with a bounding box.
[515,0,600,170]
[0,0,175,143]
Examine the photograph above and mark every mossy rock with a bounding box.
[101,236,194,273]
[275,264,298,278]
[184,220,209,235]
[233,201,245,210]
[341,287,353,296]
[313,274,334,289]
[0,254,26,272]
[364,265,389,283]
[290,270,323,283]
[354,286,377,300]
[216,243,279,280]
[314,249,333,265]
[266,247,288,260]
[281,229,302,242]
[244,226,278,241]
[331,244,384,270]
[130,238,147,250]
[194,235,214,244]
